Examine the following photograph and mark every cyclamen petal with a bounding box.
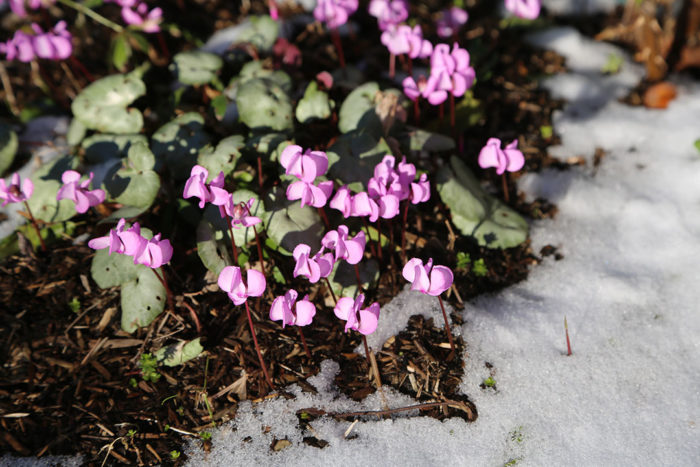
[427,265,454,296]
[294,297,316,326]
[402,257,453,297]
[330,185,353,218]
[505,0,541,19]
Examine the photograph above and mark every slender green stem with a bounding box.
[57,0,124,32]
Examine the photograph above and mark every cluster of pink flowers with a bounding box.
[330,155,429,221]
[368,0,408,31]
[478,137,525,174]
[88,219,173,269]
[56,170,105,214]
[436,7,468,38]
[0,172,33,206]
[0,21,71,62]
[381,24,432,59]
[5,0,55,18]
[313,0,358,29]
[183,165,261,229]
[403,41,475,106]
[280,145,333,209]
[105,0,162,33]
[505,0,541,20]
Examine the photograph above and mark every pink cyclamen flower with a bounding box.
[269,289,316,327]
[329,184,353,218]
[292,244,334,284]
[56,170,105,213]
[87,219,152,261]
[269,0,279,20]
[402,75,427,102]
[402,257,453,296]
[368,0,408,31]
[405,25,432,59]
[0,30,34,62]
[228,198,262,229]
[410,173,430,204]
[436,7,468,38]
[183,165,213,209]
[0,172,33,206]
[322,225,366,265]
[31,21,72,60]
[351,191,399,222]
[133,233,173,268]
[7,0,55,17]
[279,145,329,183]
[334,293,380,335]
[477,137,525,175]
[217,266,266,306]
[424,43,475,102]
[504,0,541,19]
[287,179,333,208]
[314,0,358,29]
[121,2,163,33]
[380,24,431,58]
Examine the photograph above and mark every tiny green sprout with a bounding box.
[503,458,519,467]
[456,251,471,269]
[540,125,553,140]
[200,431,212,441]
[601,53,623,75]
[164,424,171,432]
[139,353,161,383]
[299,412,310,420]
[483,376,496,388]
[177,406,185,416]
[510,426,524,443]
[127,429,137,438]
[473,258,488,277]
[170,450,181,460]
[129,378,138,388]
[694,139,700,154]
[68,297,81,314]
[272,265,286,284]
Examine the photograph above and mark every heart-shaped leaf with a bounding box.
[82,133,148,163]
[196,206,232,275]
[236,78,293,132]
[235,15,279,51]
[103,143,160,210]
[151,112,211,179]
[263,187,323,254]
[328,259,379,299]
[0,123,17,175]
[155,338,203,366]
[90,247,143,288]
[296,81,333,123]
[197,135,245,177]
[338,82,380,134]
[327,129,392,187]
[26,155,78,223]
[121,266,166,333]
[171,51,223,85]
[71,73,146,134]
[437,156,528,249]
[400,127,455,152]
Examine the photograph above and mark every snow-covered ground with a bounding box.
[183,25,700,467]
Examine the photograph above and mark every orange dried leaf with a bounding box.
[643,82,677,109]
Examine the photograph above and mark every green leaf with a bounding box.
[26,155,78,223]
[235,15,279,51]
[90,248,143,288]
[211,94,228,120]
[230,189,267,247]
[436,156,528,249]
[296,81,332,123]
[103,143,160,210]
[264,187,323,254]
[338,82,380,134]
[196,208,232,275]
[236,78,293,132]
[82,133,148,163]
[121,266,166,333]
[112,33,131,71]
[171,51,223,85]
[151,112,211,179]
[327,129,392,186]
[694,139,700,154]
[66,118,87,146]
[400,127,455,153]
[71,72,146,134]
[230,61,292,94]
[601,53,623,75]
[197,135,245,178]
[0,123,18,175]
[244,132,291,163]
[328,259,379,299]
[155,338,203,367]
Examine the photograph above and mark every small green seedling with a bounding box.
[170,450,181,460]
[694,139,700,154]
[540,125,553,139]
[483,376,496,388]
[200,431,212,441]
[68,297,81,314]
[129,378,138,388]
[601,53,623,75]
[127,429,137,438]
[139,353,161,383]
[473,258,488,277]
[456,252,471,269]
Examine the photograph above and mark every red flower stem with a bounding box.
[257,156,263,190]
[353,264,363,292]
[565,317,572,356]
[362,334,371,366]
[362,217,376,257]
[501,173,510,203]
[182,300,202,334]
[69,55,93,82]
[157,31,170,61]
[437,295,455,359]
[389,53,395,78]
[400,200,409,261]
[331,28,346,69]
[227,219,239,265]
[252,224,266,274]
[244,300,274,389]
[375,219,383,262]
[407,56,413,75]
[324,277,338,304]
[318,207,330,229]
[297,326,312,359]
[151,268,174,313]
[450,93,456,140]
[413,98,420,126]
[22,201,46,251]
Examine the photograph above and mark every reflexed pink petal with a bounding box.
[427,265,453,296]
[504,139,525,172]
[51,35,72,59]
[286,180,308,203]
[334,296,355,321]
[120,230,146,258]
[410,173,430,204]
[451,73,468,98]
[280,144,303,177]
[294,297,316,326]
[315,251,335,278]
[344,231,366,264]
[379,194,400,219]
[402,76,420,102]
[401,257,422,283]
[61,170,81,184]
[218,266,241,294]
[478,138,503,171]
[88,235,111,251]
[269,295,292,326]
[73,190,90,213]
[316,180,334,206]
[357,302,380,335]
[306,150,329,179]
[330,185,352,217]
[32,34,53,59]
[56,182,76,203]
[246,269,267,298]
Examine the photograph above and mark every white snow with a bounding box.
[184,24,700,467]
